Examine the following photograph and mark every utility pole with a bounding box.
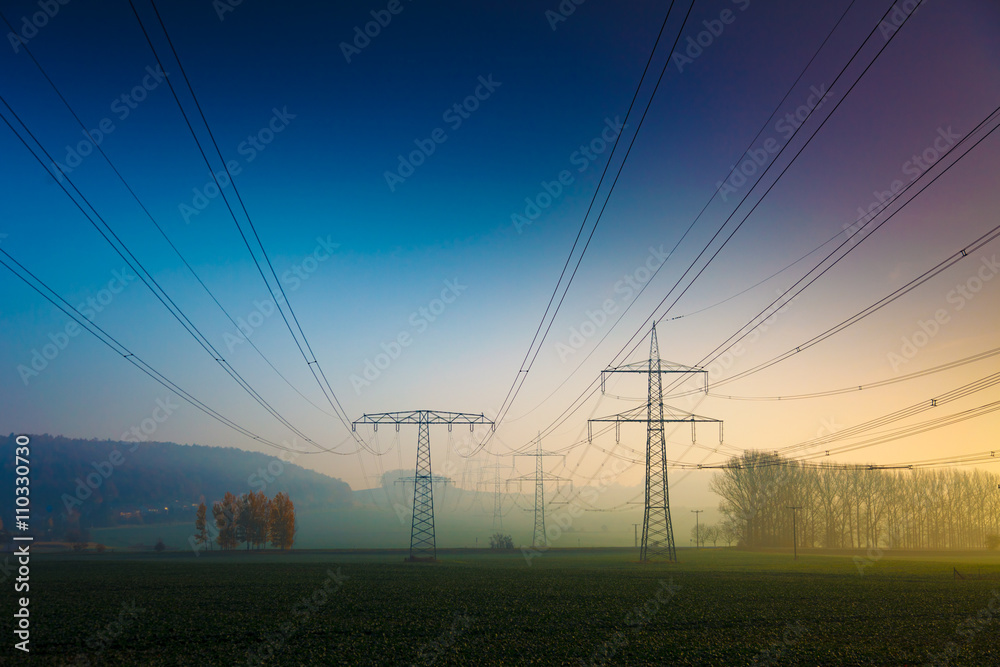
[788,506,802,560]
[632,523,640,548]
[588,325,722,563]
[353,410,494,562]
[691,509,703,548]
[509,433,571,548]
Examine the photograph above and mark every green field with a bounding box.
[4,548,1000,665]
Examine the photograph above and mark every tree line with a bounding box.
[710,451,1000,550]
[193,491,296,551]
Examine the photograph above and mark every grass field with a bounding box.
[4,548,1000,666]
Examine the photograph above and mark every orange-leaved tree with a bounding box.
[213,492,239,550]
[268,492,295,550]
[194,501,209,550]
[247,491,271,550]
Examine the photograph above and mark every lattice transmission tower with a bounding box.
[509,434,571,547]
[588,325,722,562]
[353,410,493,561]
[477,459,514,532]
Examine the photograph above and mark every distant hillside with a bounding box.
[0,434,352,536]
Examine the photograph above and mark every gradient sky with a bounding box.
[1,0,999,509]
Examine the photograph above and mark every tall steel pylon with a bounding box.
[588,325,723,562]
[478,460,513,532]
[354,410,494,561]
[510,434,571,547]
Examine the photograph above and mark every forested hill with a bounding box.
[0,434,352,533]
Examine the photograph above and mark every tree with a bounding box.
[66,526,90,552]
[719,519,738,547]
[703,525,720,547]
[154,538,166,552]
[194,502,209,550]
[213,492,239,550]
[248,491,271,550]
[987,534,1000,551]
[489,533,513,549]
[268,492,296,550]
[235,493,253,550]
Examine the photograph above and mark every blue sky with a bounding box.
[1,0,999,501]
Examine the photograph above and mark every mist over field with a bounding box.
[2,0,999,663]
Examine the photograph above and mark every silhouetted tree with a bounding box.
[712,452,1000,550]
[489,533,513,549]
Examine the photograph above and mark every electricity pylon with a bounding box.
[509,434,571,547]
[353,410,494,561]
[478,459,514,532]
[588,325,722,562]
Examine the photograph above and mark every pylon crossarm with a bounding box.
[604,359,706,374]
[394,476,453,485]
[589,416,721,425]
[353,410,495,427]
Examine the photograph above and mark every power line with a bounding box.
[128,0,372,455]
[675,107,1000,391]
[701,345,1000,402]
[522,7,1000,501]
[780,370,1000,455]
[507,0,860,426]
[0,8,343,424]
[528,0,913,449]
[480,0,696,455]
[0,94,352,456]
[0,246,316,454]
